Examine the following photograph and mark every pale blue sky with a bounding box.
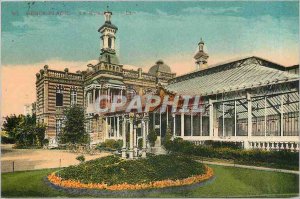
[1,1,299,67]
[1,1,299,117]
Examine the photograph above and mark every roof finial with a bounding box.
[199,37,204,45]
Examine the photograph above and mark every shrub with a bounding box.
[147,129,157,147]
[204,140,242,149]
[42,139,49,146]
[97,139,123,151]
[162,127,172,147]
[76,155,85,163]
[58,154,206,185]
[138,138,143,149]
[165,139,299,170]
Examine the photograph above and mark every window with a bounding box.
[88,92,93,104]
[105,55,111,64]
[56,119,63,136]
[108,37,112,48]
[56,85,63,106]
[70,89,77,106]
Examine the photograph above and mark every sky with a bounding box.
[1,1,299,117]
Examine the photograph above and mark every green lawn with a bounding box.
[2,165,299,198]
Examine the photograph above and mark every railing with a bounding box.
[249,141,299,152]
[47,70,83,80]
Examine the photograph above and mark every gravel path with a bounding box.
[196,160,299,174]
[1,144,110,173]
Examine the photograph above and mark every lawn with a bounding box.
[2,165,299,198]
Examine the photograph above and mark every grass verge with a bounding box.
[2,164,299,197]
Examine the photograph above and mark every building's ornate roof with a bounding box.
[194,50,209,60]
[107,79,124,85]
[165,56,299,96]
[148,60,172,75]
[98,21,118,32]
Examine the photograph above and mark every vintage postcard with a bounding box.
[1,1,299,198]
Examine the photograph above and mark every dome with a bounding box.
[148,60,172,75]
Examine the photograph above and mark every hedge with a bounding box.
[165,138,299,170]
[96,139,123,151]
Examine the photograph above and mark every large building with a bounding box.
[36,10,175,147]
[36,10,299,152]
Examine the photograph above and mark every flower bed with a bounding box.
[48,166,213,191]
[47,155,214,191]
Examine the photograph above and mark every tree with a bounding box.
[147,129,157,147]
[163,127,172,147]
[2,114,23,142]
[14,114,45,148]
[60,105,89,144]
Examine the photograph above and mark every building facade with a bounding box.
[36,10,299,151]
[36,10,175,147]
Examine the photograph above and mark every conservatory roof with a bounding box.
[165,56,299,96]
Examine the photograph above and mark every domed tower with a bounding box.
[148,60,175,85]
[98,9,119,64]
[194,38,209,70]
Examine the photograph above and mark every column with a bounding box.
[142,120,147,158]
[105,117,109,140]
[129,119,134,159]
[166,106,169,129]
[133,126,138,157]
[146,119,150,149]
[153,113,155,131]
[173,114,176,137]
[110,89,113,103]
[222,103,225,137]
[113,117,116,138]
[264,96,267,136]
[121,116,127,159]
[191,114,193,136]
[209,99,214,138]
[106,88,109,104]
[112,37,115,49]
[107,88,110,103]
[181,112,184,137]
[159,112,162,136]
[280,94,284,137]
[234,100,237,136]
[200,113,203,136]
[117,116,120,138]
[93,88,96,103]
[109,117,112,138]
[247,93,252,138]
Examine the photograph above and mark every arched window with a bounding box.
[56,85,63,107]
[108,37,112,48]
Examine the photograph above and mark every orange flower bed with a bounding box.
[48,165,214,191]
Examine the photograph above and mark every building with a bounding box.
[36,10,299,152]
[23,102,36,116]
[35,10,175,147]
[161,55,299,151]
